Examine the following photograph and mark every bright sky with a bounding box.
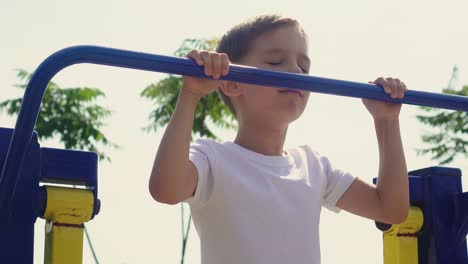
[1,0,468,263]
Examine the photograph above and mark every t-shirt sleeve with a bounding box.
[320,155,356,213]
[183,138,214,210]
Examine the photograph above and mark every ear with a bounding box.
[219,81,242,97]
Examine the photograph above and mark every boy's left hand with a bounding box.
[363,77,408,121]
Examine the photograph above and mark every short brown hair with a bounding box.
[216,14,303,116]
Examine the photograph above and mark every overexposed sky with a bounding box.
[1,0,468,263]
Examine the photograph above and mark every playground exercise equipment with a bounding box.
[374,167,468,263]
[0,45,467,263]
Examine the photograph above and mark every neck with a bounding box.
[234,121,288,156]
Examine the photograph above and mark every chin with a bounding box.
[287,106,306,122]
[280,111,303,124]
[288,115,302,123]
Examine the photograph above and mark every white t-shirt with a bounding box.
[184,138,356,264]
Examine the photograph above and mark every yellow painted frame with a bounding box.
[383,206,423,264]
[42,186,94,264]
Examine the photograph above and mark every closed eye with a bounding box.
[267,62,308,74]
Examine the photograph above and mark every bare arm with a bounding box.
[149,89,201,204]
[337,119,409,224]
[148,50,229,205]
[336,77,409,224]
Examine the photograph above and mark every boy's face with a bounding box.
[234,25,311,126]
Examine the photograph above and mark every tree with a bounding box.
[0,69,117,161]
[1,69,112,263]
[141,38,236,264]
[141,38,235,139]
[416,66,468,164]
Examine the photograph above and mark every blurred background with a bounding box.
[1,0,467,263]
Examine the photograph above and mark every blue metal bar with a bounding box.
[1,45,468,218]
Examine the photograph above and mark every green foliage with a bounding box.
[141,38,235,139]
[416,67,467,164]
[0,69,117,161]
[173,38,219,57]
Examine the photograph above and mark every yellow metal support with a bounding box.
[43,186,94,264]
[383,206,424,264]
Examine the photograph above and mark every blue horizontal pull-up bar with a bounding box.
[1,45,467,218]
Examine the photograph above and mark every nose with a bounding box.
[287,63,304,74]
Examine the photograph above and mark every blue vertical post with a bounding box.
[409,167,468,263]
[0,127,99,264]
[0,128,42,263]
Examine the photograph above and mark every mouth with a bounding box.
[278,89,304,97]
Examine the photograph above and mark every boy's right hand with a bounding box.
[182,50,230,98]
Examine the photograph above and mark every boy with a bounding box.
[149,14,409,264]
